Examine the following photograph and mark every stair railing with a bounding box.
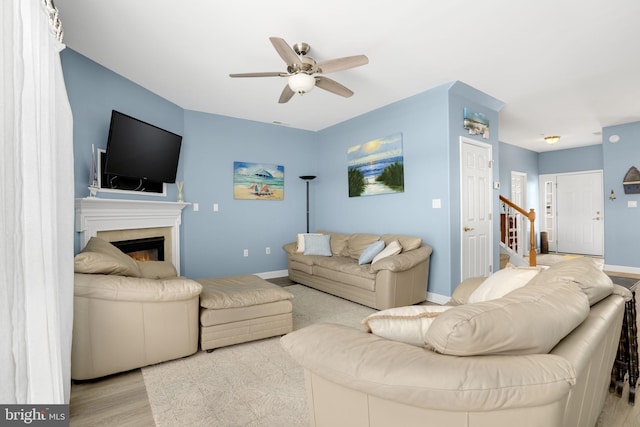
[499,195,536,266]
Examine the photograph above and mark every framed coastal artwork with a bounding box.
[233,161,284,200]
[347,133,404,197]
[463,107,490,139]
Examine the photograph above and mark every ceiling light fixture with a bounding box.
[544,135,560,145]
[288,73,315,94]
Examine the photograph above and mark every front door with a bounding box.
[460,137,493,280]
[556,171,604,255]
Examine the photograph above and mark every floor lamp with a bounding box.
[299,175,316,233]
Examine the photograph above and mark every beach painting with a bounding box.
[347,133,404,197]
[463,107,490,139]
[233,161,284,200]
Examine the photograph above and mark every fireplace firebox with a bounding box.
[111,236,165,261]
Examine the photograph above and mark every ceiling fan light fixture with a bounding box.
[288,73,315,94]
[544,135,560,145]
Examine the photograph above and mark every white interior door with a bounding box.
[460,138,493,280]
[556,171,603,255]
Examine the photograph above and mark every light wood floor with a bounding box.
[69,274,640,426]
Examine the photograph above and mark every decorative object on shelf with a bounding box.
[176,181,184,202]
[348,133,404,197]
[623,166,640,194]
[88,144,99,197]
[299,175,317,233]
[544,135,560,145]
[610,189,617,201]
[233,161,284,200]
[463,107,490,139]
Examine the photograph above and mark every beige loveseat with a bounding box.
[283,231,432,310]
[71,237,202,380]
[282,257,630,427]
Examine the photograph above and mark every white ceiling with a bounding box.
[55,0,640,153]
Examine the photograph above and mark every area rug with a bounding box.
[142,285,375,427]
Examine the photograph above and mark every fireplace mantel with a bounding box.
[75,198,189,273]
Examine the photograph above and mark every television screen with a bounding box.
[104,110,182,184]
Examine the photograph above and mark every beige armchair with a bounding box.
[71,238,202,380]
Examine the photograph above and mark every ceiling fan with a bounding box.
[229,37,369,103]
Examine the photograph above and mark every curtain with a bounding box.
[1,0,74,404]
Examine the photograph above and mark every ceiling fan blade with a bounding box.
[270,37,302,67]
[278,85,295,104]
[315,76,353,98]
[229,72,285,78]
[316,55,369,74]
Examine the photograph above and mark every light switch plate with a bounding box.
[629,200,637,208]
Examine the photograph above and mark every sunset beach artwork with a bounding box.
[347,133,404,197]
[233,161,284,200]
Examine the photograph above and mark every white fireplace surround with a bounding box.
[75,198,189,274]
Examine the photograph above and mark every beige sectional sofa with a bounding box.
[281,257,630,427]
[283,231,432,310]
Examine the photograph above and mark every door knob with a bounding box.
[464,227,474,232]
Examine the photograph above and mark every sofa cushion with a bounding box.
[74,273,201,302]
[74,251,135,276]
[347,233,381,259]
[317,231,351,256]
[136,260,178,279]
[467,266,541,303]
[380,234,422,251]
[425,279,590,356]
[363,305,452,346]
[372,240,402,264]
[80,237,141,277]
[304,234,332,256]
[358,241,385,265]
[527,256,613,305]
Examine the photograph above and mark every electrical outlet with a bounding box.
[243,249,249,257]
[193,203,199,211]
[266,247,271,255]
[213,203,219,212]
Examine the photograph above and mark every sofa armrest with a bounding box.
[370,245,432,273]
[74,273,202,302]
[281,323,575,412]
[136,260,178,279]
[283,242,297,255]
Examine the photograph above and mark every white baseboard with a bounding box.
[604,264,640,275]
[427,291,450,305]
[255,270,289,279]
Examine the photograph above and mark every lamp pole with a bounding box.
[299,176,316,233]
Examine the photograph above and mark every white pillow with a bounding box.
[296,233,322,253]
[372,240,402,264]
[362,305,452,346]
[467,267,540,304]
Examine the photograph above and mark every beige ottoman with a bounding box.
[197,274,294,351]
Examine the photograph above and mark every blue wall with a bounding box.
[180,110,316,278]
[603,121,640,269]
[538,145,603,175]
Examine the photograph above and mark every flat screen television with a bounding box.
[104,110,182,184]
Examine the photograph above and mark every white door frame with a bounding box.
[460,137,493,280]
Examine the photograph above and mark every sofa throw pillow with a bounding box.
[467,266,541,303]
[303,234,332,256]
[296,233,322,253]
[358,241,386,265]
[74,251,135,276]
[372,240,402,264]
[424,279,590,356]
[363,305,452,346]
[81,237,141,277]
